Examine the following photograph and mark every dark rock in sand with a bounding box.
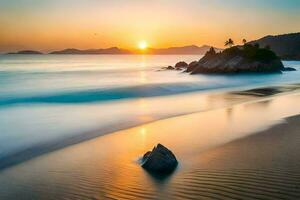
[142,144,178,174]
[175,61,188,69]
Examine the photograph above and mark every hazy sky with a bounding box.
[0,0,300,52]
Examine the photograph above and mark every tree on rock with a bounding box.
[207,47,216,55]
[225,38,234,48]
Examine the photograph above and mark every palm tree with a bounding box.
[242,39,247,44]
[225,38,234,48]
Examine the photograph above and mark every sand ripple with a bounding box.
[167,169,300,200]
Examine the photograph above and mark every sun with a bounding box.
[138,41,148,50]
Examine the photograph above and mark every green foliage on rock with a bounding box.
[221,44,278,62]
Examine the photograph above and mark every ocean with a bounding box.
[0,54,299,169]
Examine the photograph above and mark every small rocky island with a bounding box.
[169,44,295,74]
[141,144,178,174]
[7,50,43,55]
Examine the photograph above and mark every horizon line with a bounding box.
[2,44,223,54]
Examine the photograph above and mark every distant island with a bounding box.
[50,47,130,54]
[249,32,300,60]
[49,45,221,55]
[5,45,221,55]
[4,32,300,59]
[169,43,295,74]
[7,50,43,55]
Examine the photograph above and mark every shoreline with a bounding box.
[0,88,300,199]
[1,83,300,171]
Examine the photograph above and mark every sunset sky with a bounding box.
[0,0,300,53]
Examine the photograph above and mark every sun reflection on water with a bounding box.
[139,71,147,83]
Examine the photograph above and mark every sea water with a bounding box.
[0,54,299,168]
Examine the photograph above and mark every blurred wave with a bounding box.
[0,54,299,171]
[0,82,245,106]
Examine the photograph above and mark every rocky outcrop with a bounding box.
[186,61,198,72]
[160,66,175,71]
[282,67,297,71]
[185,46,295,74]
[141,144,178,174]
[162,61,188,71]
[166,66,175,70]
[175,61,188,69]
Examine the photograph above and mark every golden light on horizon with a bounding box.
[1,1,299,53]
[138,41,148,50]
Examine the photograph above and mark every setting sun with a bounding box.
[138,41,148,50]
[1,1,300,199]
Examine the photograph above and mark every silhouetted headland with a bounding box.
[249,32,300,61]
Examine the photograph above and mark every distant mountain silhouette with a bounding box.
[249,32,300,60]
[4,33,300,57]
[50,47,130,54]
[50,45,222,55]
[147,45,222,55]
[7,50,43,54]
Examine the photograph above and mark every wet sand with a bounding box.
[180,115,300,199]
[1,84,300,171]
[0,89,300,199]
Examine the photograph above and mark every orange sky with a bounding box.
[1,0,300,53]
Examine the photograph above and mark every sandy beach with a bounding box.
[0,87,300,199]
[2,1,300,199]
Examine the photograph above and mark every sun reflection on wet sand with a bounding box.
[139,127,148,149]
